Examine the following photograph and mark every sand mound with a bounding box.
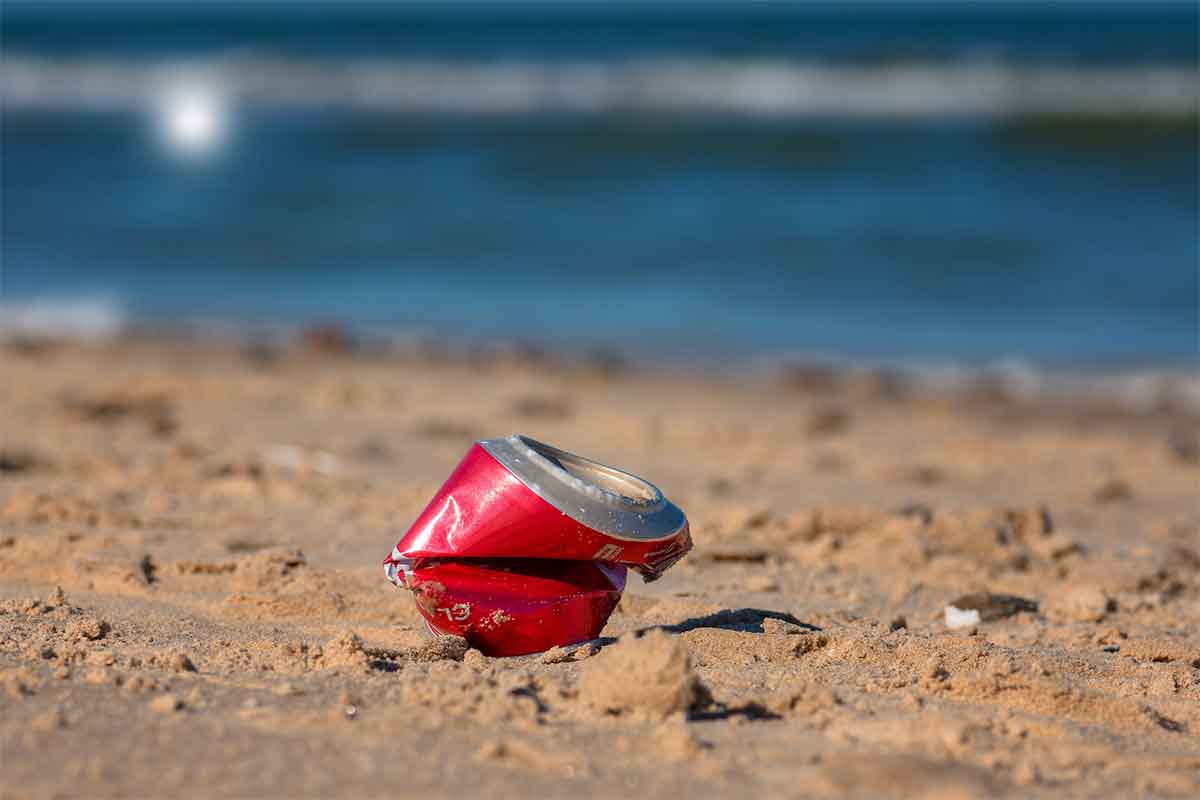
[576,630,707,719]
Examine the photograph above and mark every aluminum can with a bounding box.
[384,434,691,656]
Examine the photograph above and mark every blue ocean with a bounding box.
[2,2,1197,367]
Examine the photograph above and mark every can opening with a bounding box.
[514,435,660,508]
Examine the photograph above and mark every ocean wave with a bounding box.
[2,55,1196,118]
[760,356,1200,415]
[0,296,128,340]
[898,361,1200,415]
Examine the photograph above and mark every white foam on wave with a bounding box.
[768,354,1200,416]
[0,296,128,340]
[2,55,1196,118]
[942,364,1200,415]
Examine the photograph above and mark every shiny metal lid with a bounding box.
[480,434,687,542]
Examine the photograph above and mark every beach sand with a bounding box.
[1,336,1197,799]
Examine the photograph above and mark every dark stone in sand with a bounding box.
[807,408,852,437]
[509,394,574,420]
[700,546,770,564]
[0,449,42,474]
[351,437,392,463]
[1167,427,1200,465]
[62,393,175,436]
[895,465,947,486]
[706,477,736,498]
[1092,479,1133,504]
[895,503,934,524]
[1142,706,1185,733]
[1167,546,1200,572]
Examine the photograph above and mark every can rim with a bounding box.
[481,434,688,542]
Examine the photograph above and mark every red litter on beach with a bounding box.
[384,435,692,657]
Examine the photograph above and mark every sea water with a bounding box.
[2,2,1196,367]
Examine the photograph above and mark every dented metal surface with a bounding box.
[384,435,691,656]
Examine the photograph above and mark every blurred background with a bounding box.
[2,1,1197,369]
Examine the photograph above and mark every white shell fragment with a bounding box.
[944,605,983,629]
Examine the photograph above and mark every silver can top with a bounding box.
[480,434,687,542]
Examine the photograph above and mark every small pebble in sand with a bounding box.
[1092,479,1133,504]
[570,642,598,660]
[541,642,598,664]
[170,653,197,673]
[1142,705,1185,733]
[1029,532,1084,560]
[66,617,110,642]
[0,449,41,474]
[149,694,184,713]
[409,635,469,663]
[541,646,572,665]
[475,740,508,762]
[702,545,770,563]
[807,408,851,437]
[45,586,67,608]
[1167,426,1200,464]
[762,618,808,636]
[1049,585,1114,623]
[337,690,361,720]
[576,630,707,719]
[706,477,735,497]
[87,650,116,667]
[31,708,67,732]
[124,675,160,694]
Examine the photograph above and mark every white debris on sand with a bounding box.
[944,605,982,629]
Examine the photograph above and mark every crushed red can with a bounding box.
[384,434,691,656]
